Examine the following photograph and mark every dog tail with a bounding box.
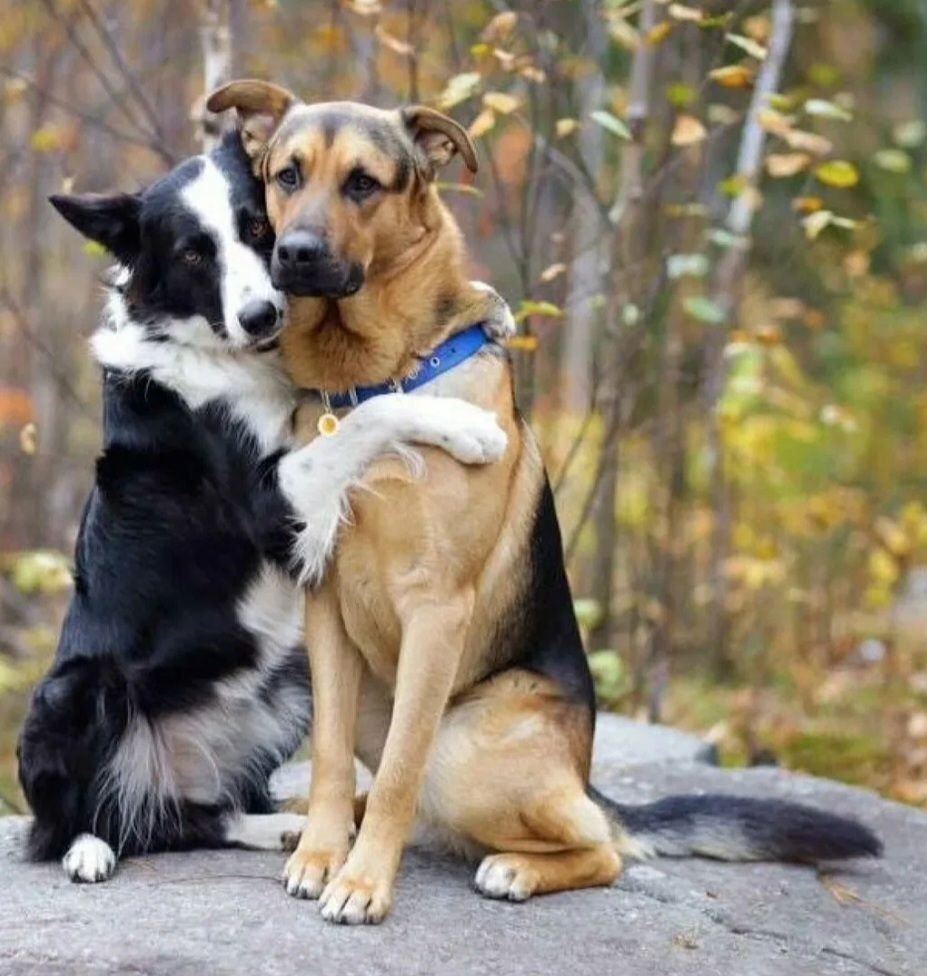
[588,785,882,863]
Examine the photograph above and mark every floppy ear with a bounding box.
[49,192,141,264]
[206,79,297,172]
[402,105,478,178]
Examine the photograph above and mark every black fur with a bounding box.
[19,134,308,864]
[588,785,882,863]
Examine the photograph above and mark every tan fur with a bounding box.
[210,82,622,922]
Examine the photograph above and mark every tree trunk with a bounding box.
[198,0,232,151]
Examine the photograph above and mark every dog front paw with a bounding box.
[283,844,349,900]
[470,281,516,340]
[420,400,507,465]
[62,834,116,884]
[318,866,394,925]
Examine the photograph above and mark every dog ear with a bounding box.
[402,106,478,178]
[206,79,297,171]
[49,192,141,264]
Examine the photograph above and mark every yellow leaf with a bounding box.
[30,127,61,153]
[726,32,767,60]
[646,21,674,46]
[482,91,519,114]
[482,11,517,44]
[814,160,859,189]
[19,422,36,455]
[765,152,811,177]
[539,262,566,283]
[555,117,580,138]
[792,195,824,214]
[505,335,539,351]
[709,64,755,88]
[668,3,702,22]
[671,114,706,146]
[468,108,496,138]
[758,109,793,137]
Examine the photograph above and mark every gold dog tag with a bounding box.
[318,412,339,437]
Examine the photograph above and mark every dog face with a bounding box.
[206,82,477,299]
[51,133,285,350]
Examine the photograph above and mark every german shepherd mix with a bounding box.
[208,81,881,925]
[18,131,508,882]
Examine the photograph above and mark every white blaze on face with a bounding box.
[180,158,283,348]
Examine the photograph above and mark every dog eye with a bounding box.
[346,171,380,198]
[276,166,299,191]
[182,248,204,266]
[247,217,270,239]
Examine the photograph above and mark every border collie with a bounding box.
[17,131,510,883]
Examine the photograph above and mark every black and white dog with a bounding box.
[18,131,509,882]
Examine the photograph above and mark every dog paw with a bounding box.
[318,870,393,925]
[422,401,507,465]
[474,853,537,902]
[470,281,516,340]
[283,846,348,900]
[62,834,116,884]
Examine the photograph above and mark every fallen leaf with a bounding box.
[671,114,707,146]
[555,117,580,138]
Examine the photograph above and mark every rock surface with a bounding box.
[1,719,923,976]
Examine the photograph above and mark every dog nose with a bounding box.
[238,299,279,337]
[275,229,327,270]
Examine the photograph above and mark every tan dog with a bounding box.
[207,81,881,925]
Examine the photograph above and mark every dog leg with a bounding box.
[278,395,506,585]
[318,593,473,925]
[283,580,362,900]
[62,834,117,883]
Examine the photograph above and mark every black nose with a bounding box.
[238,299,279,337]
[275,229,329,271]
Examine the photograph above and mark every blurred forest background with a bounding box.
[1,0,926,813]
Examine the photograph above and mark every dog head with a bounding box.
[51,132,285,350]
[206,81,477,299]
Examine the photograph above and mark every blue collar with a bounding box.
[315,323,492,409]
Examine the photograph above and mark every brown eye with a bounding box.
[247,217,270,239]
[182,248,203,266]
[276,165,299,191]
[345,170,380,198]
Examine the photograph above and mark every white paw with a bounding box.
[423,400,507,465]
[470,281,516,340]
[474,854,534,902]
[62,834,116,884]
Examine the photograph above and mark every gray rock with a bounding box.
[1,721,922,976]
